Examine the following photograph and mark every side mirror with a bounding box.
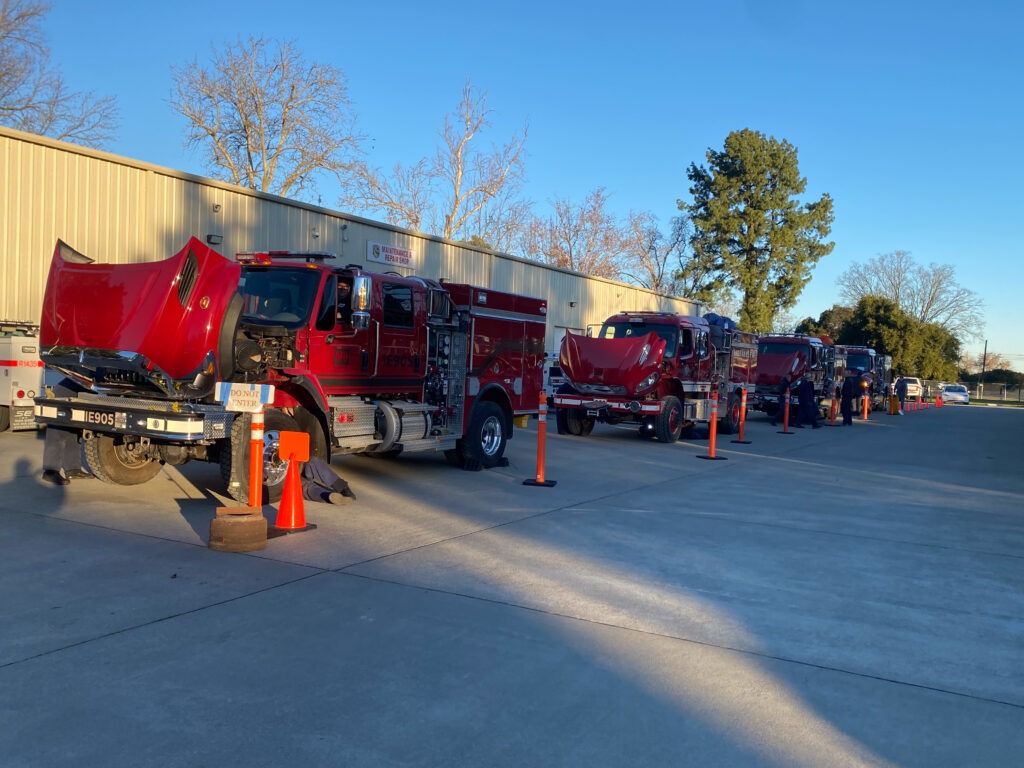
[350,275,372,330]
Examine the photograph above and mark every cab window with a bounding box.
[315,276,337,330]
[382,283,414,328]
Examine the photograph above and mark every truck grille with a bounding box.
[97,368,150,387]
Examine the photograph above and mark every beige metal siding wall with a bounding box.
[1,131,152,320]
[492,257,699,354]
[1,126,699,335]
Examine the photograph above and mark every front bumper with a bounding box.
[552,394,662,417]
[34,393,234,442]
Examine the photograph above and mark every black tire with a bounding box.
[84,434,163,485]
[554,383,580,436]
[719,393,740,435]
[292,406,330,463]
[560,408,592,436]
[0,405,9,432]
[655,396,683,443]
[459,401,508,470]
[219,410,301,504]
[555,407,571,435]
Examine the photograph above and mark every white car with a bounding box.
[941,384,970,404]
[902,377,922,399]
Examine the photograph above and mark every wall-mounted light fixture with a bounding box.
[569,300,577,308]
[341,222,349,242]
[212,203,222,213]
[206,234,223,245]
[311,225,320,239]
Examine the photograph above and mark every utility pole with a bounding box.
[979,339,988,399]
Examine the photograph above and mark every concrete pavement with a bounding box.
[1,405,1022,767]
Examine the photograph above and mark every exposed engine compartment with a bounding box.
[229,321,296,383]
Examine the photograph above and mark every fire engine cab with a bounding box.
[834,345,892,411]
[552,312,756,442]
[752,334,836,419]
[35,238,547,501]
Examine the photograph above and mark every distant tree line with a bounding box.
[795,250,990,381]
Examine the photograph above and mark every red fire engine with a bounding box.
[834,345,892,411]
[35,238,547,501]
[552,312,757,442]
[751,334,836,420]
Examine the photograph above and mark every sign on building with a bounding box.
[367,241,416,269]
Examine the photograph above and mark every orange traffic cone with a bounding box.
[269,431,316,536]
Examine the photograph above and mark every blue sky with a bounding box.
[43,0,1023,367]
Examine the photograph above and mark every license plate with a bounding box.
[76,409,126,429]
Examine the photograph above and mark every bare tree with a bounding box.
[619,212,690,294]
[342,81,528,245]
[706,292,742,322]
[0,0,117,146]
[770,309,800,335]
[519,188,624,279]
[344,157,433,231]
[961,350,1011,374]
[171,36,361,199]
[458,190,533,253]
[837,250,984,341]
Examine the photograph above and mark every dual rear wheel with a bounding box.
[445,401,509,471]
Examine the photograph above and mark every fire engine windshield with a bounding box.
[845,353,872,371]
[239,267,322,328]
[599,322,681,358]
[758,341,809,355]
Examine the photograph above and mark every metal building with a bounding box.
[0,125,699,355]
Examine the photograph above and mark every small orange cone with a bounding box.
[269,431,316,536]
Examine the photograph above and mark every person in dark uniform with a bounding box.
[895,376,908,415]
[795,376,821,428]
[840,371,859,426]
[41,378,93,485]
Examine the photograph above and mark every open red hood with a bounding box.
[559,331,666,395]
[39,237,242,398]
[754,352,807,387]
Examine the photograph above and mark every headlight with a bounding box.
[635,371,659,394]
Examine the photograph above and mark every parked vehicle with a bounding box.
[35,238,547,501]
[0,320,44,432]
[552,312,756,441]
[544,358,566,391]
[834,345,892,411]
[941,384,970,404]
[902,377,923,399]
[751,334,835,420]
